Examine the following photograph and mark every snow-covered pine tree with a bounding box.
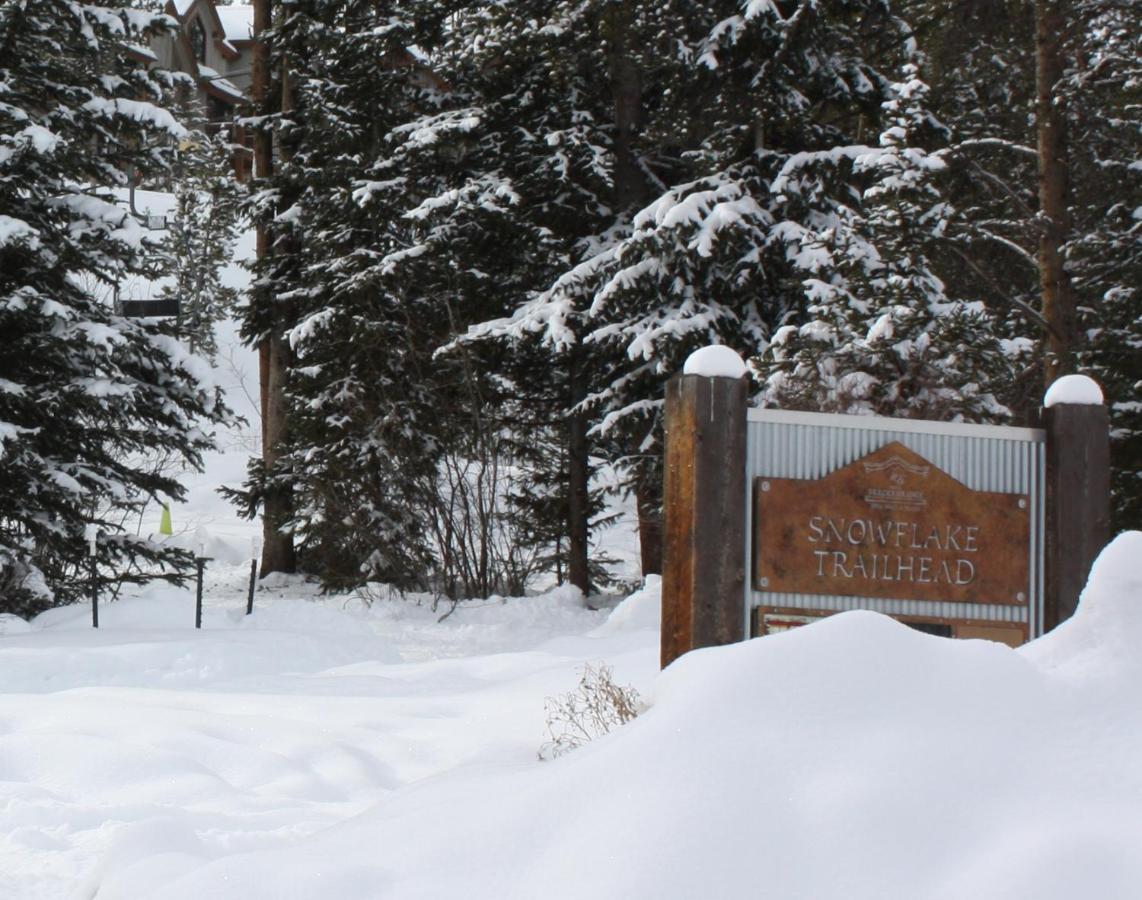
[760,68,1026,420]
[232,0,461,591]
[896,0,1041,416]
[158,123,241,361]
[238,0,634,594]
[445,0,732,582]
[432,0,662,589]
[486,0,930,551]
[0,2,232,615]
[1065,4,1142,529]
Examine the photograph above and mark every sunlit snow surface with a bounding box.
[3,542,1142,900]
[0,574,659,900]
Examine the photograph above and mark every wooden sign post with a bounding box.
[661,367,748,668]
[1043,401,1110,630]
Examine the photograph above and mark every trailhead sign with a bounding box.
[660,359,1108,668]
[754,442,1030,606]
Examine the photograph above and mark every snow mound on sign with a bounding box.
[1043,373,1103,407]
[126,552,1142,900]
[683,344,747,378]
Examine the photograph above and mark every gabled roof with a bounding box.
[163,0,253,64]
[215,5,254,46]
[165,0,253,51]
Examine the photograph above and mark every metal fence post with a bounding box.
[86,525,99,628]
[247,534,261,616]
[195,556,207,629]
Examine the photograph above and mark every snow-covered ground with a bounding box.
[4,539,1142,900]
[0,572,660,900]
[2,192,1140,898]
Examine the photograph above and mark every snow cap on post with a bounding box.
[195,525,210,560]
[682,345,747,379]
[1043,374,1103,408]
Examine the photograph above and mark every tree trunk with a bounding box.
[607,5,662,575]
[262,331,296,574]
[605,2,644,211]
[567,356,591,596]
[253,0,295,574]
[635,474,662,576]
[604,2,662,577]
[1035,0,1075,387]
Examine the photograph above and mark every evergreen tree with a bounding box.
[430,0,642,590]
[235,0,458,591]
[233,0,1137,596]
[1066,3,1142,528]
[236,0,632,595]
[760,68,1026,420]
[0,2,232,615]
[159,126,242,361]
[489,0,925,541]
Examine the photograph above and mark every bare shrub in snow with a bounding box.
[539,662,641,760]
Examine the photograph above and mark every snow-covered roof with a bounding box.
[197,64,245,102]
[171,0,194,15]
[215,5,254,44]
[125,43,158,63]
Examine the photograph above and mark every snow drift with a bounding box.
[36,533,1138,900]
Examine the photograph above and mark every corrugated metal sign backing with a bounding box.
[746,408,1047,637]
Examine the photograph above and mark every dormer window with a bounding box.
[190,18,206,64]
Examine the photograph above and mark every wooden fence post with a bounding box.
[1043,380,1110,630]
[661,366,748,668]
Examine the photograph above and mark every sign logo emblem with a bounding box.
[862,454,930,511]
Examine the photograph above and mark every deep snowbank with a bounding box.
[67,534,1142,900]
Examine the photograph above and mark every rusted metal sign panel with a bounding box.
[745,408,1047,637]
[754,441,1030,605]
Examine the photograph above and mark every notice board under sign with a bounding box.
[753,441,1030,605]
